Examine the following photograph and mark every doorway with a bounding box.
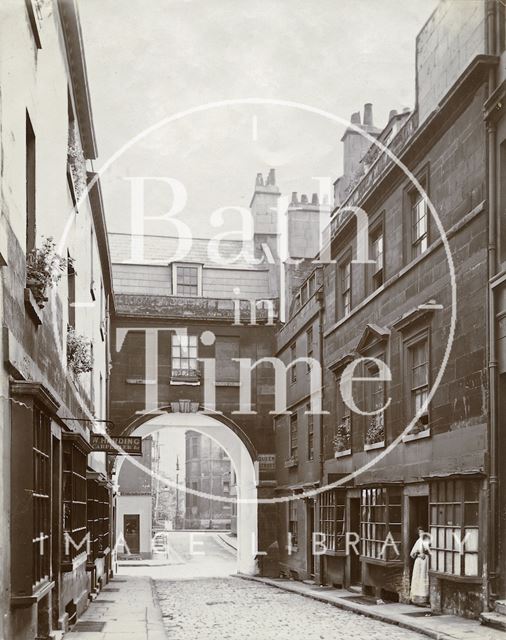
[408,495,429,578]
[349,498,361,586]
[124,514,140,554]
[408,496,429,544]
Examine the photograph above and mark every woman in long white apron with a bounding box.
[410,526,431,605]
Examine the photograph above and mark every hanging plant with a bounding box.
[26,236,67,307]
[68,121,87,201]
[67,327,93,375]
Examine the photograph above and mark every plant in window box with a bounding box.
[412,412,429,435]
[333,417,351,453]
[26,236,67,307]
[67,327,93,375]
[365,413,385,445]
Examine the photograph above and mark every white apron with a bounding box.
[410,537,430,604]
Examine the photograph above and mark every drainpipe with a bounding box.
[316,285,325,584]
[486,0,498,607]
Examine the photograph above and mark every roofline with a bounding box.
[108,231,255,244]
[58,0,98,159]
[87,172,115,314]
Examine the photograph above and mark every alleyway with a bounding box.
[154,577,427,640]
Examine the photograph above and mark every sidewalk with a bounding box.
[237,575,505,640]
[64,576,166,640]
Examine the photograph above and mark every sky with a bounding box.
[78,0,438,239]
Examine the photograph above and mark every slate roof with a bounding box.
[108,233,262,270]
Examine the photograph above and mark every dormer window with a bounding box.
[172,263,202,297]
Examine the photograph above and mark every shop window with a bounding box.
[288,500,298,548]
[307,403,314,461]
[62,436,88,567]
[429,478,480,577]
[318,489,346,553]
[87,481,110,561]
[361,487,402,562]
[33,407,51,586]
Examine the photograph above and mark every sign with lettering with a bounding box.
[258,454,276,471]
[90,435,143,456]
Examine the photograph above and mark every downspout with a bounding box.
[316,284,325,584]
[486,0,498,607]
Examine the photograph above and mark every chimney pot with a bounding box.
[350,111,361,125]
[256,173,264,187]
[291,192,298,205]
[388,109,398,121]
[363,103,373,126]
[266,168,276,186]
[301,194,308,204]
[311,193,319,205]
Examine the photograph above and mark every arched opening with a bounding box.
[112,410,258,575]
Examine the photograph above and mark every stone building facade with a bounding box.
[107,171,284,572]
[0,2,115,637]
[184,431,233,530]
[273,0,503,623]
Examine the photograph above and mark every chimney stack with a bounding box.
[266,168,276,186]
[363,103,373,127]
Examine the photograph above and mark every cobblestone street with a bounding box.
[155,577,428,640]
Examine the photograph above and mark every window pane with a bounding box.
[464,554,478,576]
[464,528,479,552]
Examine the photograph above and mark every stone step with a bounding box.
[480,611,506,631]
[495,600,506,616]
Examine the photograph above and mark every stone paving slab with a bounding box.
[64,576,166,640]
[238,574,505,640]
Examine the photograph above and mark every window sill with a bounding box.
[334,448,352,458]
[284,458,298,469]
[24,287,43,325]
[428,570,482,584]
[322,550,347,557]
[361,557,403,567]
[11,580,55,607]
[364,441,385,451]
[402,429,431,443]
[126,378,157,385]
[170,378,200,386]
[215,381,240,387]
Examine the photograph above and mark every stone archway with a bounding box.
[113,406,258,575]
